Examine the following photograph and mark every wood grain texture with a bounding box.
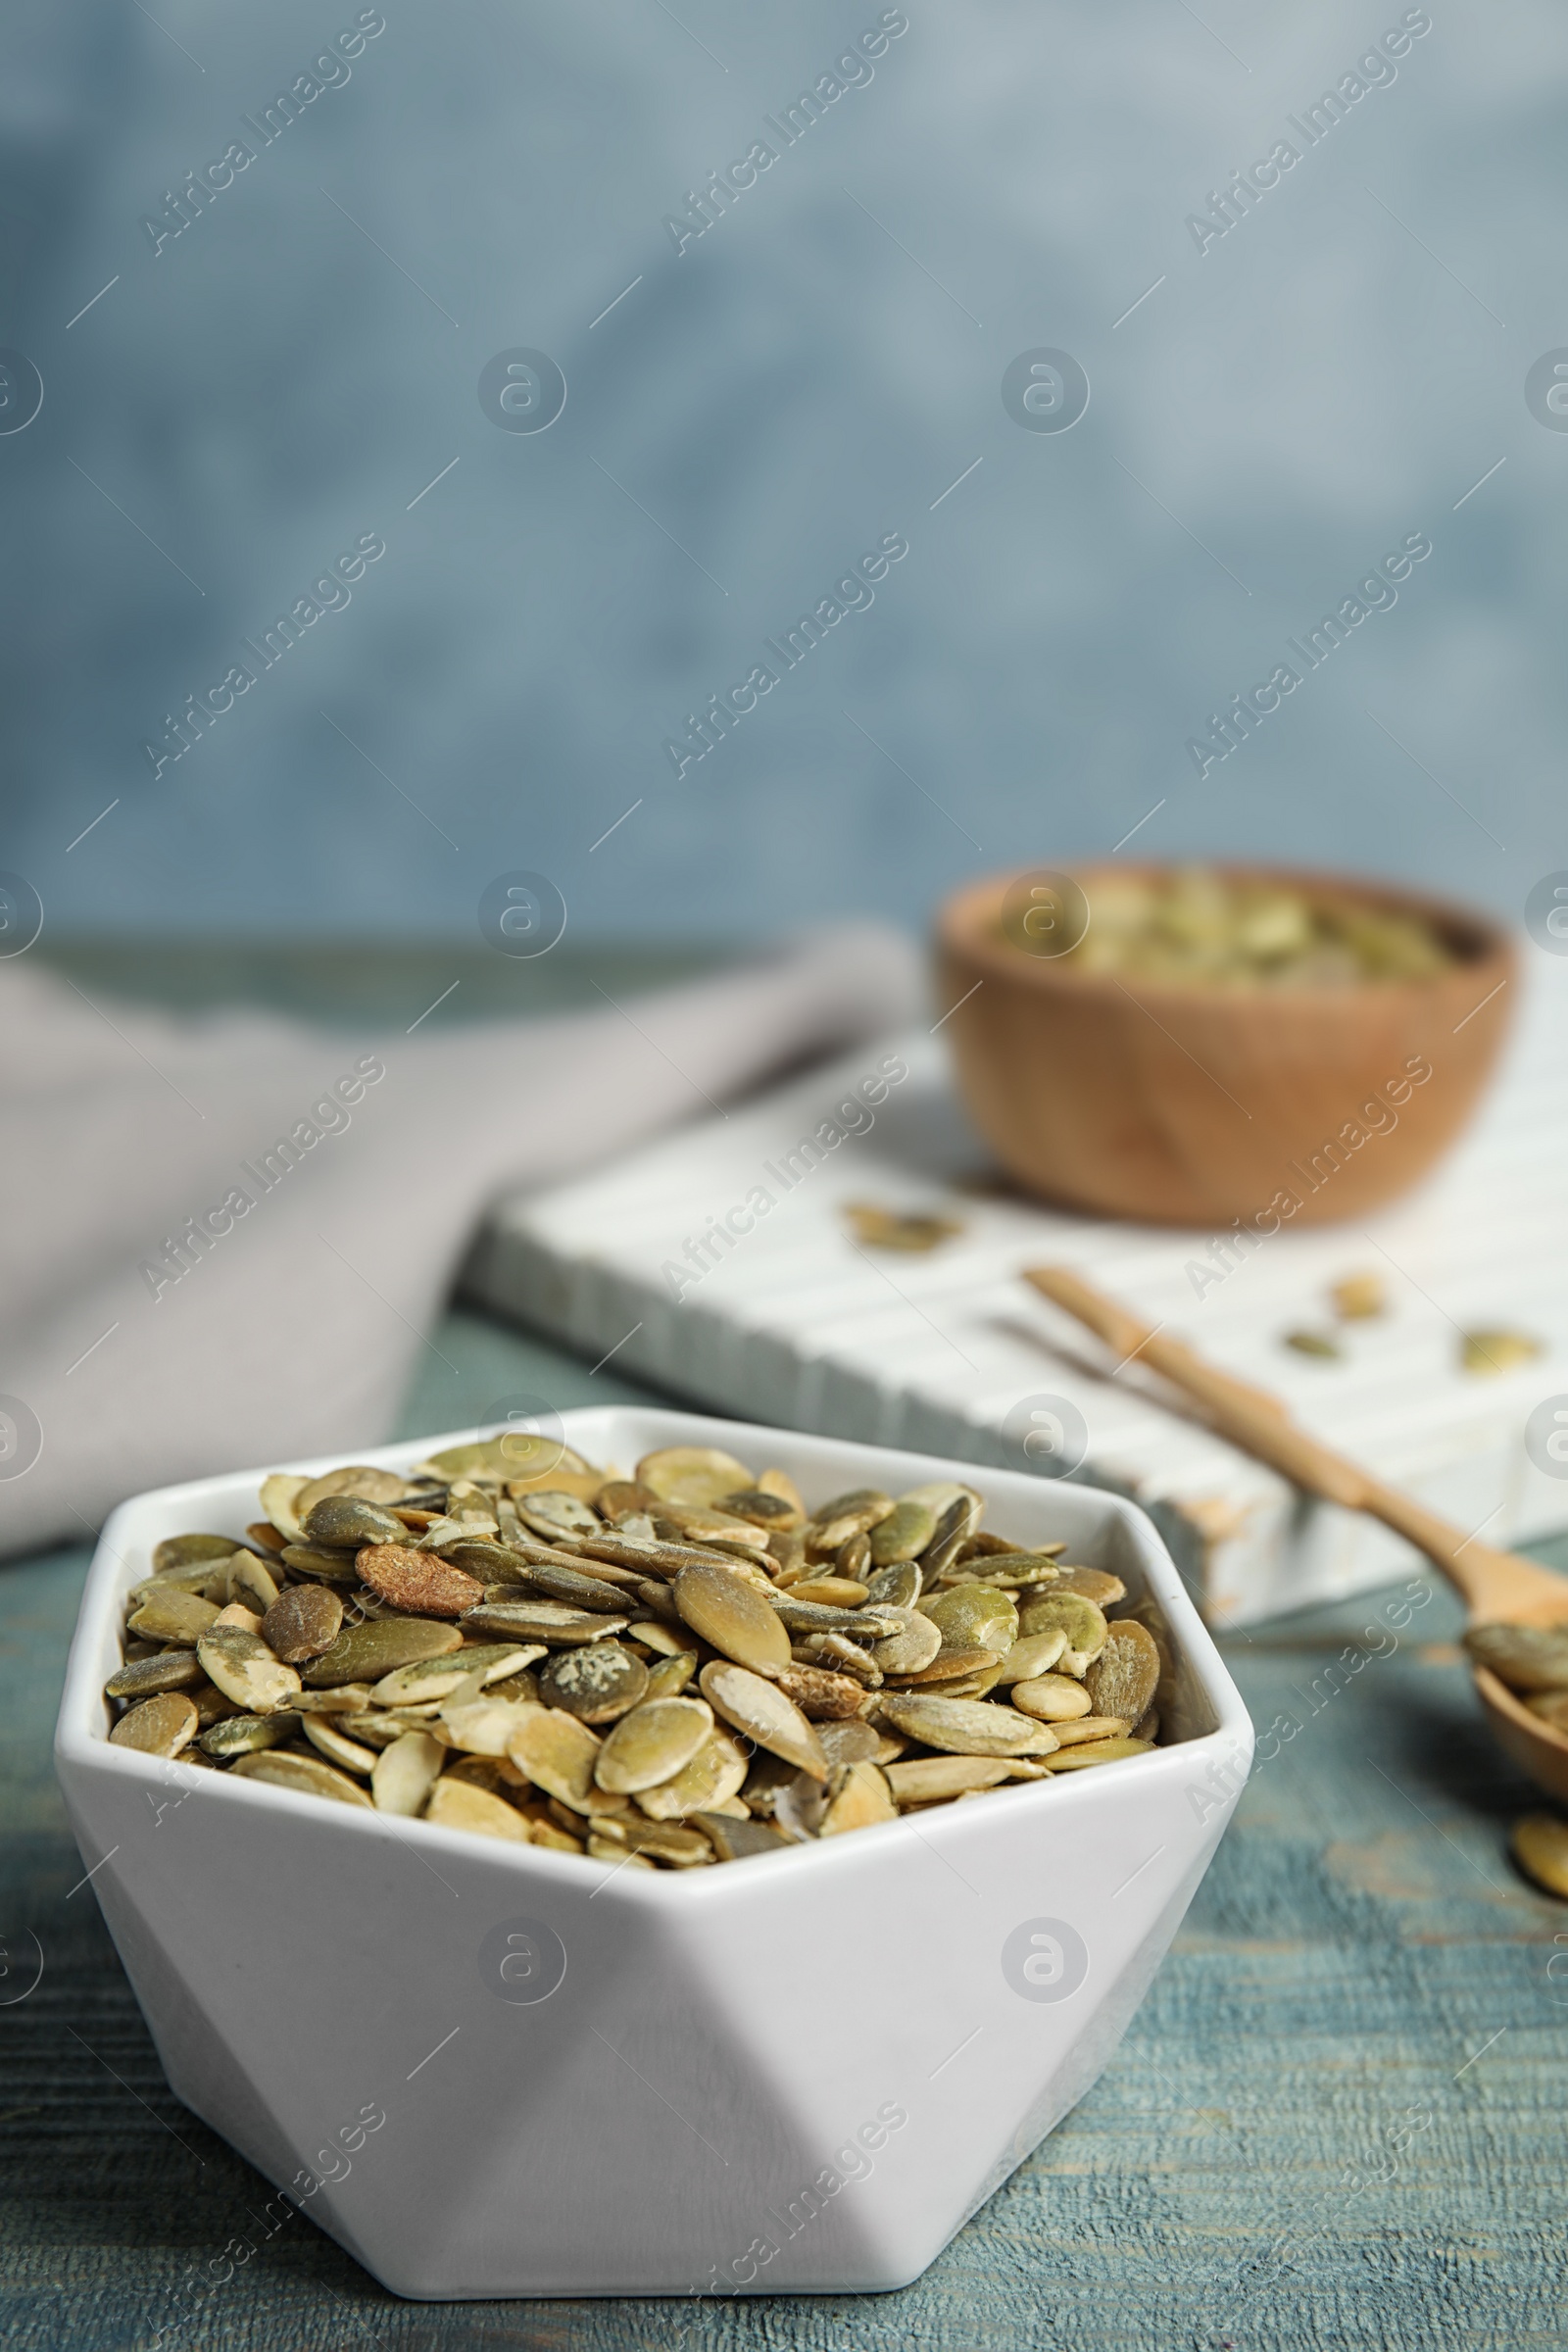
[4,1308,1565,2350]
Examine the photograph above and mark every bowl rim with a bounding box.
[936,859,1516,1009]
[55,1406,1254,1903]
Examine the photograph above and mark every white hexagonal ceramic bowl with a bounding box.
[56,1407,1252,2300]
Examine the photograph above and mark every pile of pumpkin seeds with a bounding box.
[105,1439,1165,1868]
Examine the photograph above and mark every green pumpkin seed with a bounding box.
[539,1642,649,1724]
[885,1755,1012,1803]
[279,1544,363,1586]
[994,1630,1069,1684]
[372,1645,540,1705]
[229,1749,373,1805]
[673,1559,791,1673]
[1084,1620,1161,1723]
[197,1626,302,1714]
[1052,1567,1126,1607]
[699,1661,827,1780]
[226,1552,279,1616]
[199,1712,295,1758]
[424,1778,530,1839]
[262,1584,344,1664]
[594,1696,714,1793]
[635,1727,749,1819]
[688,1811,784,1861]
[863,1560,923,1611]
[300,1495,407,1550]
[869,1612,943,1675]
[877,1693,1058,1757]
[818,1759,897,1836]
[105,1651,203,1702]
[302,1617,463,1687]
[1016,1591,1108,1673]
[868,1498,937,1566]
[301,1714,377,1776]
[524,1561,638,1614]
[1040,1736,1153,1770]
[1511,1812,1568,1897]
[462,1600,629,1645]
[925,1583,1018,1655]
[506,1705,601,1809]
[295,1465,410,1516]
[151,1533,241,1576]
[109,1691,198,1755]
[1009,1673,1094,1722]
[335,1712,413,1750]
[805,1488,896,1551]
[258,1474,308,1546]
[371,1731,445,1814]
[126,1588,221,1645]
[642,1650,698,1701]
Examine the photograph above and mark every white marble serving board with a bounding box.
[465,956,1568,1626]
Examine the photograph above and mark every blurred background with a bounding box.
[4,0,1563,949]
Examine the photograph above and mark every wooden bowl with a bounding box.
[935,863,1516,1227]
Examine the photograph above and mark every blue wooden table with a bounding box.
[3,949,1564,2350]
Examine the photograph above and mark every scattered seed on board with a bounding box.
[104,1438,1172,1864]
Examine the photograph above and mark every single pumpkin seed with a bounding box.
[301,1495,408,1550]
[594,1696,714,1793]
[199,1712,296,1758]
[818,1759,897,1836]
[877,1693,1058,1757]
[769,1662,871,1720]
[635,1444,755,1508]
[1040,1736,1153,1770]
[517,1489,605,1542]
[1015,1591,1108,1673]
[423,1778,529,1839]
[373,1645,540,1705]
[885,1756,1012,1802]
[635,1727,749,1819]
[371,1730,445,1815]
[227,1552,279,1616]
[994,1630,1069,1684]
[1009,1673,1094,1722]
[463,1600,629,1645]
[355,1544,485,1620]
[105,1651,203,1702]
[302,1714,377,1777]
[815,1719,882,1769]
[279,1544,363,1586]
[295,1465,410,1516]
[868,1498,937,1565]
[303,1617,463,1687]
[699,1661,827,1780]
[507,1706,602,1811]
[805,1489,896,1551]
[1510,1812,1568,1897]
[539,1642,650,1724]
[789,1576,870,1608]
[1052,1715,1133,1746]
[197,1626,302,1714]
[229,1749,373,1805]
[693,1811,789,1861]
[1052,1566,1127,1607]
[126,1588,221,1645]
[719,1487,803,1531]
[642,1650,699,1701]
[673,1559,792,1674]
[258,1474,309,1545]
[925,1583,1018,1655]
[109,1692,198,1756]
[1084,1620,1161,1723]
[863,1560,924,1611]
[151,1533,240,1576]
[262,1583,344,1664]
[524,1561,639,1613]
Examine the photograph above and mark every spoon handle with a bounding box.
[1023,1263,1552,1621]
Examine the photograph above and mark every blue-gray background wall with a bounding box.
[3,0,1562,941]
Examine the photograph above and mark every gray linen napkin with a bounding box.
[0,925,921,1556]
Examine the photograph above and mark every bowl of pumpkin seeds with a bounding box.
[57,1410,1250,2298]
[938,861,1515,1227]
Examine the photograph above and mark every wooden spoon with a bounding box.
[1024,1262,1568,1801]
